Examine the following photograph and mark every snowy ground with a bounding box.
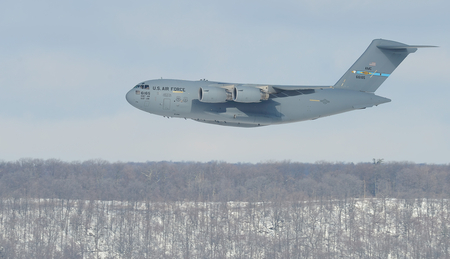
[0,198,449,258]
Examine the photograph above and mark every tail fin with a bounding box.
[334,39,435,92]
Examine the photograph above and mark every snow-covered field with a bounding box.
[1,198,449,258]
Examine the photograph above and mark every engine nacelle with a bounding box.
[199,87,232,103]
[233,86,269,103]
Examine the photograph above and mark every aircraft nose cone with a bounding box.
[126,89,134,105]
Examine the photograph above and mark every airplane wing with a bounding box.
[271,85,332,92]
[267,85,333,99]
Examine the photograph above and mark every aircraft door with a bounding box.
[163,98,171,110]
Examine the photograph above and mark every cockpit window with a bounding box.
[134,84,150,89]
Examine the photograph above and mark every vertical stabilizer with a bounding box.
[334,39,429,92]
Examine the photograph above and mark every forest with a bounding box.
[1,159,450,258]
[2,159,450,201]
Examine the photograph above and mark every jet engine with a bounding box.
[233,86,269,103]
[199,87,232,103]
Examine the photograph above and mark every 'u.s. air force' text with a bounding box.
[152,86,185,92]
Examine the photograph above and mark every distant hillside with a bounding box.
[1,160,450,258]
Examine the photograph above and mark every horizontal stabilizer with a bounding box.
[377,45,437,50]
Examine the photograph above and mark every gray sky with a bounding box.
[1,0,449,163]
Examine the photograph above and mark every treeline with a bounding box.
[1,159,450,201]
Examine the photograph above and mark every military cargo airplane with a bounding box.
[126,39,434,127]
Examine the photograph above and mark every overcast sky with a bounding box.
[1,0,449,164]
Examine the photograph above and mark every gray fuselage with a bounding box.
[126,79,390,127]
